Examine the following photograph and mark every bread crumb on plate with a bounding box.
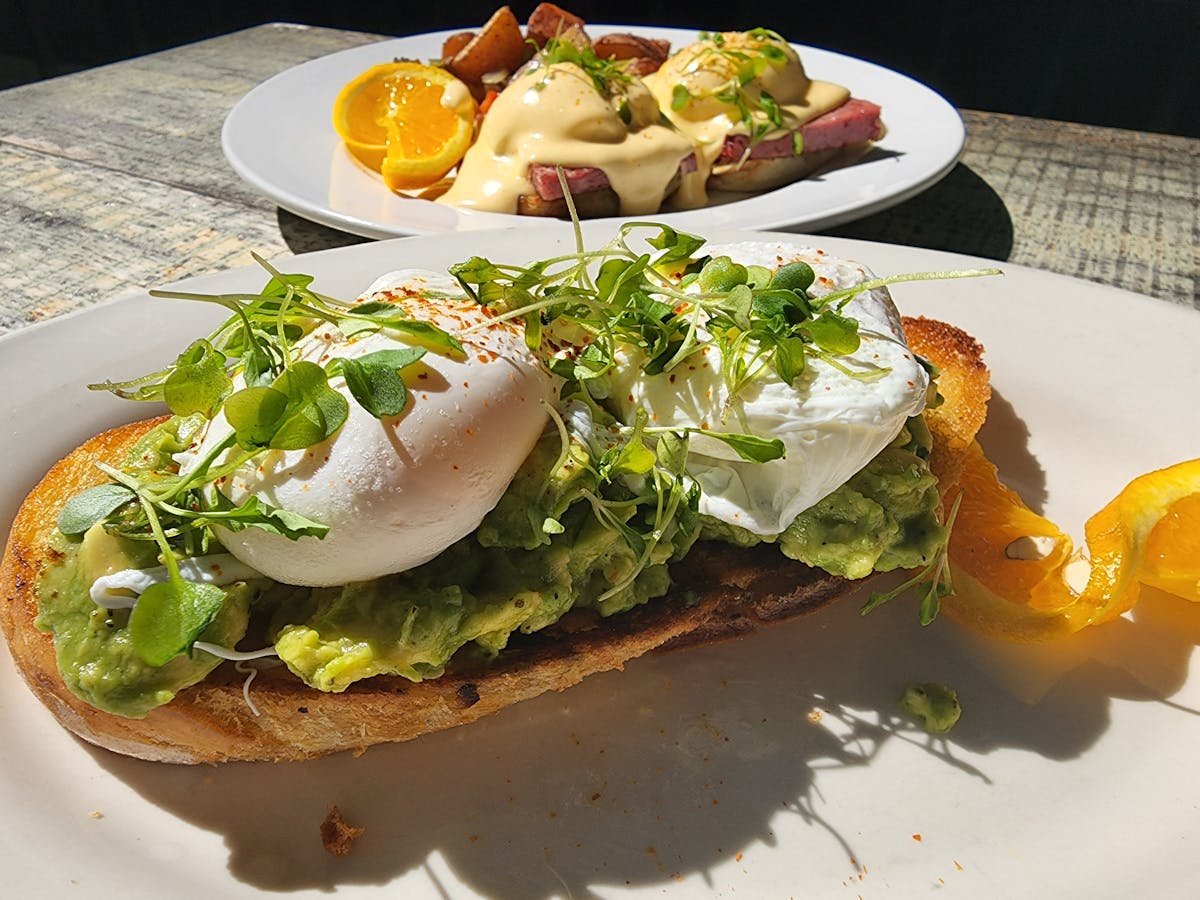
[320,805,365,857]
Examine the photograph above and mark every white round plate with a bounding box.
[3,224,1199,899]
[222,26,964,238]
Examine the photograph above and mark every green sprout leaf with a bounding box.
[644,226,707,266]
[698,256,748,293]
[704,431,786,463]
[259,270,315,298]
[57,483,137,535]
[671,83,692,111]
[769,261,816,294]
[655,431,689,476]
[268,362,349,450]
[162,340,231,417]
[128,577,226,667]
[805,310,861,355]
[336,347,425,419]
[204,493,330,540]
[224,385,288,449]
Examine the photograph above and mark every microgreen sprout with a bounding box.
[536,36,634,99]
[451,221,999,417]
[670,29,796,151]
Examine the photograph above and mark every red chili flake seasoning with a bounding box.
[912,833,923,842]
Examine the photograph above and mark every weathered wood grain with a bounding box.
[0,23,1196,337]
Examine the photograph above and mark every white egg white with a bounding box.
[609,241,930,535]
[180,270,557,587]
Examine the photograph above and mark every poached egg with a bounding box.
[644,31,851,186]
[608,241,930,535]
[438,61,698,215]
[179,270,557,587]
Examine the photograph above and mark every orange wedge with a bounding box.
[332,62,476,191]
[941,446,1200,641]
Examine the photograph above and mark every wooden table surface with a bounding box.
[1,22,1197,338]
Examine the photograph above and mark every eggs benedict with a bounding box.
[644,29,885,194]
[438,40,701,217]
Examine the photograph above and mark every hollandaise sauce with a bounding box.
[438,62,701,215]
[643,32,850,179]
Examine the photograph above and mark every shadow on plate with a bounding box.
[703,144,901,209]
[276,208,369,256]
[83,584,1200,897]
[826,163,1014,261]
[976,388,1049,514]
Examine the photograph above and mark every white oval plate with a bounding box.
[222,26,964,237]
[3,224,1199,898]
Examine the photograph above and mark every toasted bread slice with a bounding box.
[901,315,992,499]
[0,317,987,764]
[708,149,844,193]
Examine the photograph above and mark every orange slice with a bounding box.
[332,62,476,190]
[1141,493,1200,601]
[941,445,1200,641]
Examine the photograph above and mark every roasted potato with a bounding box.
[445,5,531,97]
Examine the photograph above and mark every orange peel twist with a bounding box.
[941,445,1200,642]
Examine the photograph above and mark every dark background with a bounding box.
[2,0,1197,138]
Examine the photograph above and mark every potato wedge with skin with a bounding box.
[446,5,530,96]
[526,2,589,47]
[441,31,476,62]
[592,33,671,76]
[592,33,671,64]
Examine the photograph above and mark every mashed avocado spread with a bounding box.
[36,412,943,717]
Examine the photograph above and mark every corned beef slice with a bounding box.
[528,165,613,200]
[529,154,698,201]
[718,98,883,163]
